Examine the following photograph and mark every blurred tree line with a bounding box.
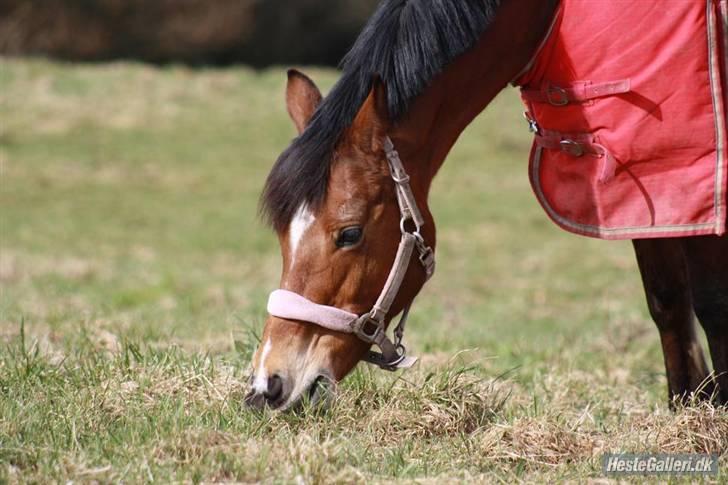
[0,0,380,66]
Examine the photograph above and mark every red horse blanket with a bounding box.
[516,0,728,239]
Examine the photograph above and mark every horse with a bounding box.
[245,0,728,410]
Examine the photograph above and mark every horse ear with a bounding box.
[369,74,390,128]
[286,69,322,134]
[350,75,391,151]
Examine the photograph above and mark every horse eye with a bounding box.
[336,227,363,247]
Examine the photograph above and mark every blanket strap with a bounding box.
[535,131,618,184]
[522,79,630,105]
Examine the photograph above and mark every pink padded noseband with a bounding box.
[267,289,357,334]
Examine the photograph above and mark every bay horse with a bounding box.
[245,0,728,410]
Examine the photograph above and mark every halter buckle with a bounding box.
[412,231,435,278]
[419,247,435,278]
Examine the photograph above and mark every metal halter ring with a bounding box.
[400,216,421,235]
[352,314,383,343]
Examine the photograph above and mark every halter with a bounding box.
[266,136,435,371]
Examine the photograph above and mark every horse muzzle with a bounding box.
[245,369,336,411]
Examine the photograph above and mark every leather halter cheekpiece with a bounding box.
[266,136,435,371]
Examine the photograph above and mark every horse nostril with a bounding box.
[244,389,265,409]
[244,374,286,410]
[264,374,283,404]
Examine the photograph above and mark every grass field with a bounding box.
[1,58,726,483]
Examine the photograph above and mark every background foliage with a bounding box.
[0,0,379,65]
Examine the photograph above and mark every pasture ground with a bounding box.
[1,59,726,483]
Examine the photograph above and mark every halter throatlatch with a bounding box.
[266,136,435,371]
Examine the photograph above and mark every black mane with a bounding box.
[261,0,501,230]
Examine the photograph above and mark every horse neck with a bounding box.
[390,0,559,195]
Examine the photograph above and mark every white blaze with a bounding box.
[252,338,272,393]
[288,204,315,271]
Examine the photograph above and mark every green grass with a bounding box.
[1,58,726,483]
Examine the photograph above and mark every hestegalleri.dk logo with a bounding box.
[602,453,718,476]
